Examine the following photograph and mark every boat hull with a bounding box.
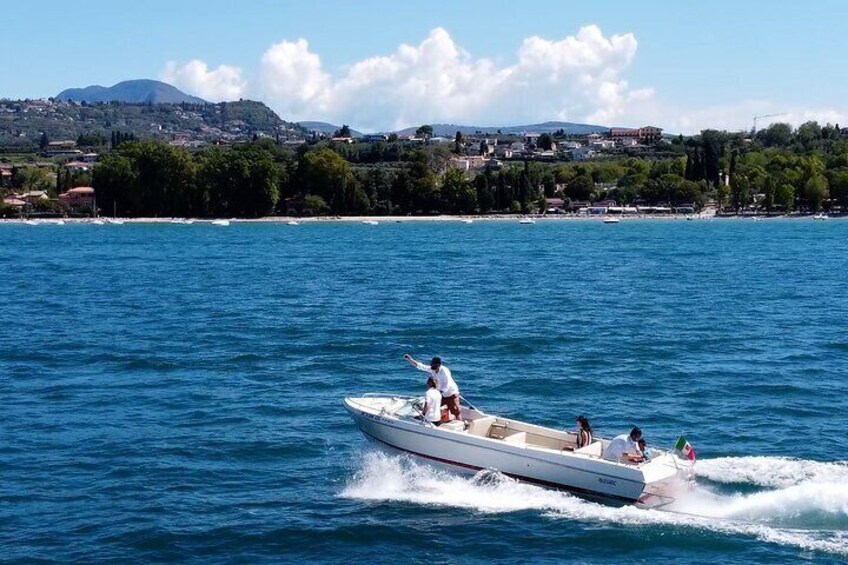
[344,397,685,505]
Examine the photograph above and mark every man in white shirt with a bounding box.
[602,427,644,463]
[404,353,461,420]
[422,377,443,426]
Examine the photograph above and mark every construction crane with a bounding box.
[752,113,787,133]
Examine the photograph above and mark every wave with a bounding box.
[341,451,848,557]
[696,456,848,488]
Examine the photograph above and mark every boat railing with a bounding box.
[360,392,418,400]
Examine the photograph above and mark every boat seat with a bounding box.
[440,420,465,431]
[574,440,603,457]
[466,416,497,436]
[502,431,526,445]
[487,422,509,440]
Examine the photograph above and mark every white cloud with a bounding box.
[161,59,247,102]
[255,25,647,131]
[162,27,848,134]
[259,39,331,116]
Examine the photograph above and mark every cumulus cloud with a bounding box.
[256,25,647,130]
[161,27,848,133]
[161,59,247,102]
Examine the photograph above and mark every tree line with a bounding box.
[89,121,848,217]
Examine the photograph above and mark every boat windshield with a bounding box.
[392,397,423,419]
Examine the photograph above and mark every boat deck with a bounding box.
[454,414,609,458]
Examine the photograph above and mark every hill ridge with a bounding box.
[56,79,207,105]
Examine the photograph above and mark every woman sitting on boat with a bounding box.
[576,415,593,448]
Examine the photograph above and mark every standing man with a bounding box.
[404,354,461,420]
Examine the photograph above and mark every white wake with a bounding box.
[341,451,848,557]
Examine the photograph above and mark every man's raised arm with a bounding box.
[403,353,428,372]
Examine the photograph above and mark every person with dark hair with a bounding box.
[421,376,443,426]
[576,415,593,449]
[404,353,461,420]
[637,438,651,461]
[602,427,644,463]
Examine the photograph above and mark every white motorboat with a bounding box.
[603,217,620,224]
[519,218,535,224]
[362,220,379,225]
[344,394,691,508]
[287,220,300,226]
[211,219,230,226]
[813,213,828,220]
[460,219,473,224]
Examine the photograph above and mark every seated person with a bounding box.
[638,438,652,461]
[421,377,443,426]
[567,415,593,450]
[602,427,644,463]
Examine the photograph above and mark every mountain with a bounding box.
[56,79,207,104]
[298,121,363,138]
[0,98,308,148]
[392,121,610,137]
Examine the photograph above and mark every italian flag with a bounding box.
[674,436,696,462]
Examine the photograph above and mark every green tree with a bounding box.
[564,175,594,201]
[537,193,548,214]
[406,150,440,212]
[538,133,553,151]
[441,168,476,213]
[297,147,359,214]
[730,174,751,212]
[758,123,793,147]
[415,124,433,139]
[94,140,197,217]
[475,172,494,213]
[303,194,329,215]
[827,167,848,210]
[199,146,281,217]
[334,124,352,137]
[700,130,725,188]
[15,167,54,193]
[775,183,795,211]
[804,175,829,211]
[795,121,822,151]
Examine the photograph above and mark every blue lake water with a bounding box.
[2,218,848,563]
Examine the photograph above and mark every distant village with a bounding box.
[315,125,667,170]
[1,100,669,218]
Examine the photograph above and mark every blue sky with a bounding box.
[2,1,845,132]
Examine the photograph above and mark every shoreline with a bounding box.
[2,211,843,224]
